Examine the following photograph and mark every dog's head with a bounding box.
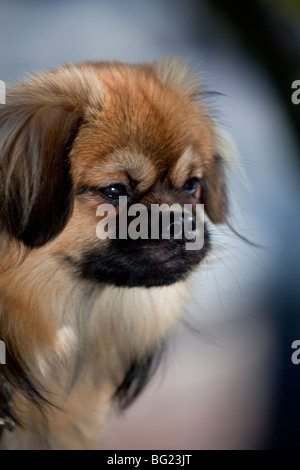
[0,59,230,288]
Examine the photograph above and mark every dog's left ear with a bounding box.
[202,124,236,224]
[0,101,81,247]
[202,153,228,224]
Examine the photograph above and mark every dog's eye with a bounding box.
[100,184,128,199]
[183,177,201,196]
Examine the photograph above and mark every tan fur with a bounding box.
[0,241,188,449]
[0,58,231,449]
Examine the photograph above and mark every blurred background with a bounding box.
[1,0,300,449]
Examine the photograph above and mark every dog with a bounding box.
[0,58,231,449]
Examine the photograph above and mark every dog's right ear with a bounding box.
[0,96,82,248]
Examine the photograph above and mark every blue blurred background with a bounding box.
[1,0,300,449]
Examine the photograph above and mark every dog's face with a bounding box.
[0,60,228,289]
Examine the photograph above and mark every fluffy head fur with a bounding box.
[0,58,231,449]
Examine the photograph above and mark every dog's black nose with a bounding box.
[161,211,196,242]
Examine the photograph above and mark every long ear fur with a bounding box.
[202,153,228,224]
[0,83,82,247]
[202,124,238,224]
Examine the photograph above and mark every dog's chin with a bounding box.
[71,234,211,288]
[80,256,191,288]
